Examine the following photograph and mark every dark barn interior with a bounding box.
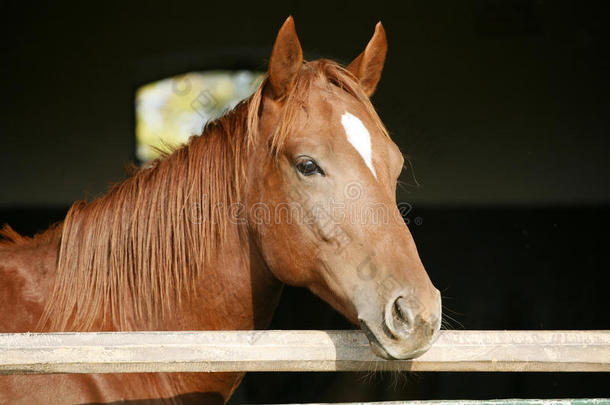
[1,0,609,402]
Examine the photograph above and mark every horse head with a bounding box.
[246,17,441,359]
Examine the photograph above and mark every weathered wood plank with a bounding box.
[0,330,608,374]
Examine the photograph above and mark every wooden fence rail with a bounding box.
[1,330,609,375]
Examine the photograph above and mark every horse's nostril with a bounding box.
[393,299,406,324]
[391,296,414,335]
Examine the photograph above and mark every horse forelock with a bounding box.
[38,58,386,332]
[270,59,389,155]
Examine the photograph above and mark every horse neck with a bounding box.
[140,223,283,332]
[132,126,282,331]
[181,228,284,332]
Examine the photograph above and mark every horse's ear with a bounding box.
[346,22,387,97]
[267,16,303,99]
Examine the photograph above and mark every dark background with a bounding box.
[1,0,609,402]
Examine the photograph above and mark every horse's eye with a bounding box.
[295,157,324,176]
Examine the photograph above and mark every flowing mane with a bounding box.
[22,60,386,331]
[37,87,262,331]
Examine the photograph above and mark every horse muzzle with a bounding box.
[359,288,442,360]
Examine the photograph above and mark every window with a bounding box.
[135,70,264,162]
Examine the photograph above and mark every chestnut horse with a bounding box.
[0,17,441,404]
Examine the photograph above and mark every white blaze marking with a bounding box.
[341,112,377,179]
